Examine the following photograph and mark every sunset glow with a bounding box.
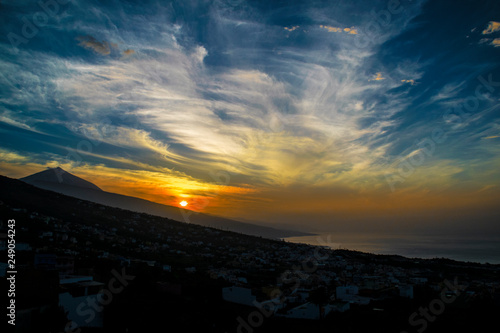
[1,0,499,238]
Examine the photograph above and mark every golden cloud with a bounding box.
[401,79,416,85]
[343,27,358,34]
[320,25,357,34]
[320,25,342,32]
[482,21,500,34]
[370,72,385,81]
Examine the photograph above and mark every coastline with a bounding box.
[282,232,500,265]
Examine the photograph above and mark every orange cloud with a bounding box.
[320,25,342,32]
[320,25,357,34]
[343,27,358,34]
[370,72,385,81]
[401,79,416,85]
[482,21,500,34]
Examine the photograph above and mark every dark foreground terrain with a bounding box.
[1,175,499,333]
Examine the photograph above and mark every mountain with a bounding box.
[18,168,310,239]
[21,167,103,191]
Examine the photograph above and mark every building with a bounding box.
[34,254,75,274]
[280,302,321,319]
[278,302,340,320]
[336,285,371,305]
[399,285,414,299]
[222,286,256,306]
[34,254,57,270]
[330,301,350,313]
[336,285,359,299]
[59,275,105,328]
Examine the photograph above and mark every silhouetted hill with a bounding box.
[18,169,309,239]
[21,167,102,191]
[2,175,499,333]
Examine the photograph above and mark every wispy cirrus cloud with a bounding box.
[1,0,500,231]
[77,35,117,55]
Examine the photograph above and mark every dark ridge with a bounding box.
[20,167,103,191]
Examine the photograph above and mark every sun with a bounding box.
[179,200,188,207]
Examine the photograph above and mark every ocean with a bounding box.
[283,232,500,265]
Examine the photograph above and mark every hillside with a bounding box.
[1,174,499,333]
[19,168,310,239]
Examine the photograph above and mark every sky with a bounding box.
[1,0,500,237]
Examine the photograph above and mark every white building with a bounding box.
[59,276,105,328]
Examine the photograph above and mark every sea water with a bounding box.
[283,232,500,264]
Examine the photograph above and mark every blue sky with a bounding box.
[1,0,500,235]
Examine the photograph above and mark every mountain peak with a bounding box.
[20,167,102,191]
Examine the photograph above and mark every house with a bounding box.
[336,285,371,305]
[336,285,359,299]
[56,256,75,275]
[280,302,321,319]
[362,276,384,290]
[222,286,256,306]
[410,277,428,284]
[399,285,414,299]
[34,254,75,274]
[278,302,338,320]
[59,275,105,328]
[290,288,311,302]
[342,295,371,305]
[34,254,57,270]
[330,301,350,313]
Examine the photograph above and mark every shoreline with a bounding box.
[282,232,500,265]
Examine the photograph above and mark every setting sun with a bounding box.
[180,200,188,207]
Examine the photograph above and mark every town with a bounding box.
[1,175,499,332]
